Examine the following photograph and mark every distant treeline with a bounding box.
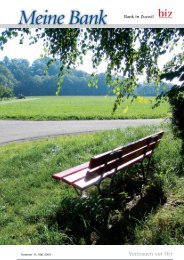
[0,56,171,97]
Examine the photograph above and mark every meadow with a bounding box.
[0,124,183,245]
[0,96,169,120]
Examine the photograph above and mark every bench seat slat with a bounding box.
[63,168,88,184]
[74,175,102,190]
[52,162,89,180]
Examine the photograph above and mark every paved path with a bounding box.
[0,119,164,145]
[0,98,40,105]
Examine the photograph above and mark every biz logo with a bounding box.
[158,9,172,18]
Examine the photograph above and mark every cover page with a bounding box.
[0,0,183,259]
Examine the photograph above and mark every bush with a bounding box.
[168,87,184,152]
[0,84,13,99]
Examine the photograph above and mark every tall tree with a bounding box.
[0,61,17,89]
[2,57,31,94]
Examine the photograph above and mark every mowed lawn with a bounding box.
[0,96,169,120]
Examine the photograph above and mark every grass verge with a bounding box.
[0,124,183,244]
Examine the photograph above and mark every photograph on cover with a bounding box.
[0,28,183,245]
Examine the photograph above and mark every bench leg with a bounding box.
[141,161,146,182]
[95,183,101,194]
[147,156,151,171]
[141,157,152,182]
[74,188,84,197]
[109,174,116,195]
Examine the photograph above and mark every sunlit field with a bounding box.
[0,96,170,120]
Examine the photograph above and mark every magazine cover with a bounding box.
[0,0,183,259]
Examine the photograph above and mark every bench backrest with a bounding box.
[85,131,164,181]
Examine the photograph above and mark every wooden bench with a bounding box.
[52,131,164,196]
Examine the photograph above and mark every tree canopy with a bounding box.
[0,61,17,88]
[0,28,183,108]
[0,29,183,92]
[0,56,170,97]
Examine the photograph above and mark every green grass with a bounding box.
[0,124,183,245]
[0,96,170,120]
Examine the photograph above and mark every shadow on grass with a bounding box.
[51,162,167,245]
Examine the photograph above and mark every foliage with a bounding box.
[0,29,183,104]
[0,61,17,89]
[133,172,184,245]
[2,57,33,96]
[0,84,13,99]
[161,56,184,151]
[0,96,169,120]
[167,87,184,152]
